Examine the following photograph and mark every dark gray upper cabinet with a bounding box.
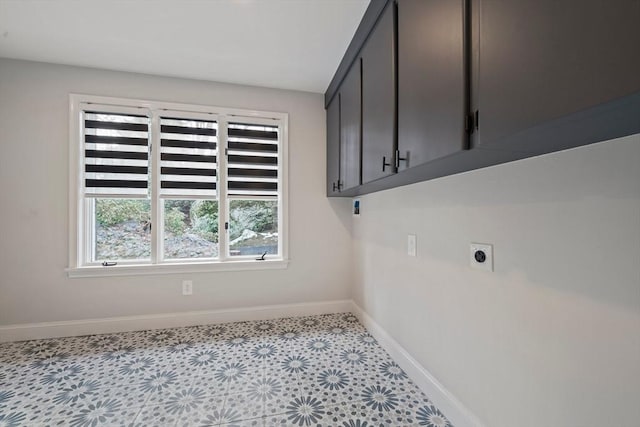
[472,0,640,149]
[324,0,640,197]
[361,2,396,184]
[326,94,341,196]
[339,61,362,191]
[397,0,468,171]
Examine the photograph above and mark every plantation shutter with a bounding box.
[227,123,279,196]
[159,117,218,197]
[83,111,150,197]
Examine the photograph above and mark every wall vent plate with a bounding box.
[470,243,493,272]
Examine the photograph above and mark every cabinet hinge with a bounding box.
[465,113,474,134]
[465,110,479,134]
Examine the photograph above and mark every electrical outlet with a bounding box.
[407,234,417,257]
[470,243,493,272]
[182,280,193,295]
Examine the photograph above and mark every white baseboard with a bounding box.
[0,299,353,343]
[350,301,484,427]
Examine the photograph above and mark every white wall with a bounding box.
[353,134,640,427]
[0,58,352,325]
[2,57,638,427]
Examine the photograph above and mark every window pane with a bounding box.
[93,198,151,261]
[229,200,278,257]
[164,200,219,259]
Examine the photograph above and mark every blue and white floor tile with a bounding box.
[0,313,452,426]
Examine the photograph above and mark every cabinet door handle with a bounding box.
[332,182,337,192]
[396,150,408,169]
[382,156,392,172]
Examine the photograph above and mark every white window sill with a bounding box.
[66,259,289,278]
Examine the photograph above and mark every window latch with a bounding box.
[101,261,117,267]
[256,251,267,261]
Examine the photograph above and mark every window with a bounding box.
[68,95,288,276]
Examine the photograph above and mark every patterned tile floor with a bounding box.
[0,313,452,427]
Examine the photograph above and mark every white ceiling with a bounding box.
[0,0,369,93]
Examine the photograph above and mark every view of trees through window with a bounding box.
[229,200,278,256]
[94,198,278,261]
[163,200,218,259]
[94,199,151,261]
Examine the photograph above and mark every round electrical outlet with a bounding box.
[474,250,486,263]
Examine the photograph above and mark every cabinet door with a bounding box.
[340,60,362,191]
[326,94,341,196]
[473,0,640,148]
[361,2,396,184]
[397,0,467,171]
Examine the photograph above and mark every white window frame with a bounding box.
[67,94,288,277]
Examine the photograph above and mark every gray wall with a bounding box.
[352,133,640,427]
[0,58,352,325]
